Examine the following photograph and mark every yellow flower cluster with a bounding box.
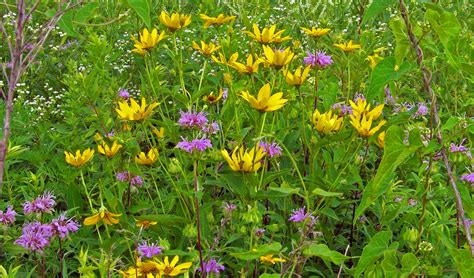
[349,99,386,137]
[312,110,344,134]
[221,145,266,172]
[120,255,192,277]
[240,83,288,112]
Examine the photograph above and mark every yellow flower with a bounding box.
[202,88,224,104]
[135,148,158,165]
[349,99,384,120]
[211,52,238,65]
[259,254,287,265]
[221,145,266,172]
[155,256,192,277]
[349,114,386,137]
[192,40,221,56]
[152,127,165,139]
[244,24,291,44]
[64,148,94,168]
[312,110,344,134]
[159,11,191,32]
[97,141,122,158]
[283,66,311,86]
[116,97,159,121]
[300,26,330,37]
[120,259,160,277]
[199,13,236,28]
[131,28,167,55]
[367,53,383,69]
[260,45,295,69]
[135,219,158,229]
[229,54,261,74]
[223,72,232,84]
[83,207,121,226]
[240,83,288,112]
[334,40,362,52]
[377,131,385,148]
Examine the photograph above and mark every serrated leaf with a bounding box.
[128,0,151,29]
[303,243,348,265]
[450,248,474,277]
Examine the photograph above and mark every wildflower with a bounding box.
[229,54,260,74]
[202,121,220,134]
[153,126,165,138]
[83,207,122,226]
[260,45,295,69]
[259,141,282,157]
[283,66,311,86]
[64,148,94,168]
[331,103,352,116]
[211,52,239,65]
[259,254,286,265]
[300,26,330,37]
[244,24,291,44]
[460,173,474,186]
[350,114,386,137]
[116,171,130,182]
[240,83,288,112]
[118,88,130,99]
[413,102,429,118]
[349,98,384,120]
[255,228,266,237]
[130,175,144,187]
[135,148,159,165]
[15,222,53,252]
[202,88,224,104]
[221,145,266,172]
[120,259,160,277]
[50,214,80,238]
[222,202,237,214]
[192,40,221,56]
[178,110,208,128]
[116,97,159,121]
[97,141,122,158]
[198,259,225,275]
[222,89,228,100]
[23,192,56,215]
[131,28,167,55]
[199,13,236,28]
[367,53,383,69]
[408,198,418,207]
[304,51,333,68]
[136,219,158,229]
[137,241,162,259]
[176,137,212,153]
[155,255,192,276]
[334,40,362,52]
[312,110,343,134]
[0,206,16,225]
[377,131,386,148]
[159,11,191,32]
[107,131,115,138]
[289,206,316,224]
[384,87,395,105]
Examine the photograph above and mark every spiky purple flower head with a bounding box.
[289,206,317,225]
[15,222,53,252]
[137,241,162,258]
[460,173,474,186]
[23,192,56,215]
[50,214,80,238]
[118,89,130,100]
[304,51,333,68]
[198,259,225,274]
[202,121,220,134]
[259,141,282,158]
[116,171,130,182]
[177,137,212,153]
[130,175,144,187]
[413,102,429,118]
[178,110,208,129]
[0,206,16,225]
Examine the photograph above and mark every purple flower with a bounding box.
[449,138,471,159]
[222,88,228,100]
[23,192,56,215]
[137,241,162,258]
[50,214,80,238]
[384,87,395,105]
[0,206,16,225]
[304,51,333,68]
[118,89,130,100]
[354,94,366,103]
[255,228,266,237]
[176,137,212,153]
[331,103,352,116]
[259,141,282,158]
[222,202,237,214]
[15,222,53,252]
[116,171,130,182]
[202,121,220,134]
[178,110,208,129]
[460,173,474,185]
[303,51,316,66]
[130,175,144,187]
[408,198,418,207]
[289,207,316,225]
[198,259,225,274]
[413,102,429,118]
[107,131,116,138]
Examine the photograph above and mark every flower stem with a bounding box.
[80,170,94,211]
[193,160,205,277]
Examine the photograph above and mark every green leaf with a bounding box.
[355,126,422,221]
[389,17,410,66]
[137,214,187,226]
[57,10,79,37]
[366,56,415,101]
[450,248,474,277]
[231,242,282,260]
[362,0,395,24]
[74,3,98,23]
[381,249,399,277]
[401,253,419,276]
[355,231,394,277]
[128,0,151,29]
[303,244,348,265]
[260,275,280,278]
[312,188,343,197]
